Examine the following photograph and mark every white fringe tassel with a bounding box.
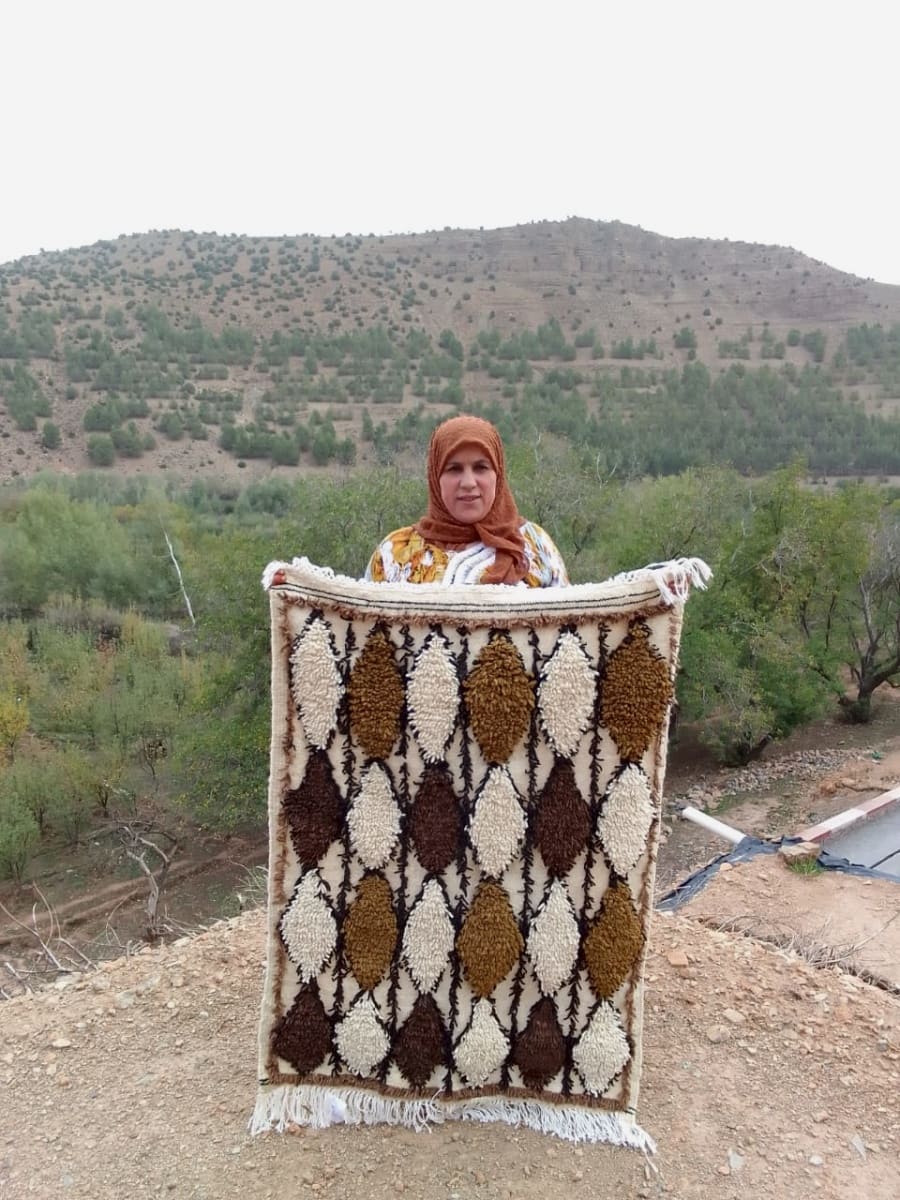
[250,1084,655,1152]
[615,556,712,607]
[262,557,336,591]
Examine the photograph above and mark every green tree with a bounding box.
[0,788,39,882]
[438,329,464,361]
[41,421,61,449]
[0,692,28,763]
[673,326,697,350]
[722,469,900,722]
[87,433,116,466]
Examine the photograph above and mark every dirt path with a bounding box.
[2,901,898,1200]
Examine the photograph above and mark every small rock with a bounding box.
[779,842,822,866]
[706,1025,729,1044]
[51,1038,72,1049]
[809,1154,824,1167]
[723,1008,746,1025]
[666,949,689,968]
[728,1151,744,1172]
[813,1110,829,1123]
[850,1134,867,1160]
[115,991,135,1010]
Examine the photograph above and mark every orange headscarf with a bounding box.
[415,415,527,585]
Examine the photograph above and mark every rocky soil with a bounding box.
[3,698,900,1199]
[1,888,898,1200]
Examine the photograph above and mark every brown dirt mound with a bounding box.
[1,898,898,1199]
[682,856,900,992]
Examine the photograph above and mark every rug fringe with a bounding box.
[642,557,712,606]
[250,1084,655,1151]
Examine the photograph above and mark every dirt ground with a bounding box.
[2,697,900,1199]
[1,896,898,1200]
[684,857,900,990]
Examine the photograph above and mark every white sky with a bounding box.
[4,0,899,284]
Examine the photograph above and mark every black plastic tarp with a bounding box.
[656,835,900,913]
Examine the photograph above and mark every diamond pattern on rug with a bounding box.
[463,634,534,763]
[289,617,342,750]
[527,880,580,996]
[468,766,527,878]
[454,999,511,1087]
[402,879,455,992]
[278,871,336,983]
[347,763,401,870]
[537,631,597,758]
[407,633,460,763]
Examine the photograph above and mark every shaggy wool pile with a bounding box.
[252,557,706,1148]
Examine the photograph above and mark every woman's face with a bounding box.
[439,444,497,524]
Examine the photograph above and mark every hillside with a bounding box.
[3,219,900,487]
[1,892,897,1200]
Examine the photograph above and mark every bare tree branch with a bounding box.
[161,525,196,628]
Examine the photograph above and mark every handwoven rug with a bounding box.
[252,557,708,1148]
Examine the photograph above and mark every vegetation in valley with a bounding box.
[1,461,898,883]
[2,220,900,890]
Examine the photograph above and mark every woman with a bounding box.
[364,415,569,587]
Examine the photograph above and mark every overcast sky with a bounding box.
[4,1,898,284]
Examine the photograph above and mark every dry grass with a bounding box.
[702,911,900,995]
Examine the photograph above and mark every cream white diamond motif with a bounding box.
[468,767,526,878]
[407,634,459,763]
[538,632,597,758]
[454,1000,510,1086]
[335,995,390,1077]
[573,1002,631,1095]
[596,764,655,877]
[278,871,337,983]
[347,763,401,869]
[289,619,342,750]
[526,880,580,996]
[402,879,455,992]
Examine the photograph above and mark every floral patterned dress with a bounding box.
[364,523,570,588]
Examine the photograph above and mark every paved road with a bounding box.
[828,803,900,878]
